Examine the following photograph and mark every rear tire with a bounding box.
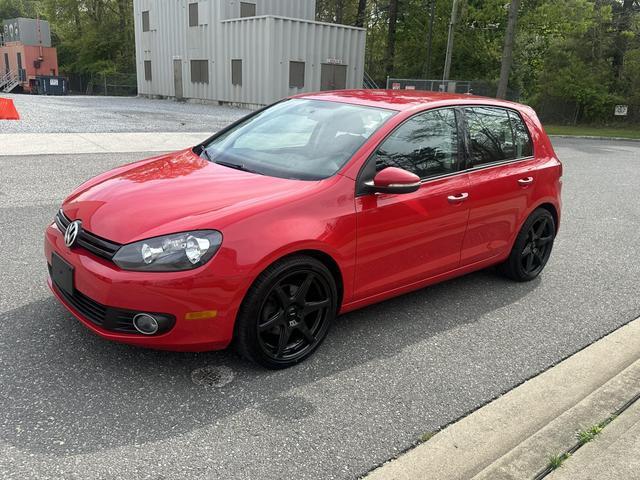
[235,255,337,369]
[499,208,556,282]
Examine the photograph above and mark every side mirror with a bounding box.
[366,167,421,194]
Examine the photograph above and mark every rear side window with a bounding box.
[372,108,460,179]
[464,107,516,165]
[508,111,533,158]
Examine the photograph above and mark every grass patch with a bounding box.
[419,431,436,443]
[576,423,604,445]
[547,452,570,470]
[545,125,640,140]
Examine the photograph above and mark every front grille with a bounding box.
[55,210,121,261]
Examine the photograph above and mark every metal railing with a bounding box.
[0,69,20,93]
[363,71,379,89]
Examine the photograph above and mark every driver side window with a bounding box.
[372,108,460,179]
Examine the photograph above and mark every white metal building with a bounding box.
[133,0,366,107]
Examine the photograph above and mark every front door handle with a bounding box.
[447,192,469,204]
[518,177,534,186]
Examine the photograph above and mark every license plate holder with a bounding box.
[51,252,74,295]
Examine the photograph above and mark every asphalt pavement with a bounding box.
[0,137,639,479]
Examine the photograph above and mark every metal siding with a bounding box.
[219,0,315,21]
[133,0,364,106]
[2,18,52,47]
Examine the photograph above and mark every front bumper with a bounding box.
[45,222,246,351]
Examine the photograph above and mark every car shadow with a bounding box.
[0,269,540,456]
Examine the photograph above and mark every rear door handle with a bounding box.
[518,177,534,186]
[447,192,469,204]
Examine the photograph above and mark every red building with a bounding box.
[1,17,59,93]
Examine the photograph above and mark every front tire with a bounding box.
[499,208,556,282]
[235,255,337,369]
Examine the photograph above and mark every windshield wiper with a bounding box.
[200,146,213,162]
[215,160,264,176]
[200,146,263,175]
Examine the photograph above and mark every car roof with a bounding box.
[295,89,529,113]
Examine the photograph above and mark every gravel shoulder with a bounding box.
[0,94,248,134]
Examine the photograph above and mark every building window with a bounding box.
[190,59,209,83]
[142,11,150,32]
[231,59,242,86]
[188,3,198,27]
[240,2,256,17]
[289,61,305,88]
[144,60,152,81]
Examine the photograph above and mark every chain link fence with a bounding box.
[535,97,640,125]
[65,73,137,96]
[385,77,519,101]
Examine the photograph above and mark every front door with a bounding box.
[16,52,24,80]
[173,59,183,100]
[460,106,537,265]
[320,64,347,91]
[354,108,470,300]
[4,53,9,74]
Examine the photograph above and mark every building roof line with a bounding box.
[219,15,366,32]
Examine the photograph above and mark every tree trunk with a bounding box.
[424,0,436,77]
[335,0,345,24]
[384,0,399,78]
[356,0,367,27]
[442,0,459,81]
[497,0,521,99]
[612,0,634,80]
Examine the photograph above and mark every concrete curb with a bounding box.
[549,134,640,142]
[364,317,640,480]
[546,398,640,479]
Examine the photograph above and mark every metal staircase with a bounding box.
[363,71,379,89]
[0,70,20,93]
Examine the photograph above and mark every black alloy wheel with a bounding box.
[235,255,337,369]
[521,216,554,276]
[499,208,556,282]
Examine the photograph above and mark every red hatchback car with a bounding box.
[45,90,562,368]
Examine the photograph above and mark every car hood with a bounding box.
[62,149,318,244]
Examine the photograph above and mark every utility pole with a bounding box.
[442,0,459,82]
[497,0,521,99]
[424,0,436,78]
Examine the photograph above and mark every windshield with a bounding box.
[203,99,395,180]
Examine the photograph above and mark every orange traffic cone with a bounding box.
[0,97,20,120]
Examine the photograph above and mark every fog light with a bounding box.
[133,313,159,335]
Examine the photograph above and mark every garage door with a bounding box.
[320,64,347,91]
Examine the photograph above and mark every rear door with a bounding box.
[460,106,538,265]
[354,108,471,300]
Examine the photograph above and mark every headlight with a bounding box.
[113,230,222,272]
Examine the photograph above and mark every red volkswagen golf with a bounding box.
[45,90,562,368]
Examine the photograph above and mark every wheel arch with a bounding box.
[536,202,560,233]
[295,249,344,311]
[243,247,346,315]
